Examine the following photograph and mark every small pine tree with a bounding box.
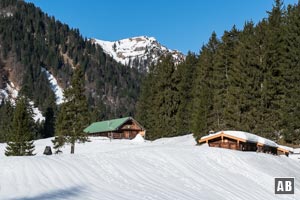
[5,96,35,156]
[51,136,65,154]
[52,103,68,153]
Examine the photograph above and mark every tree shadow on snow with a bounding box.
[8,185,85,200]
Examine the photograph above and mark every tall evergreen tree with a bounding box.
[152,55,180,138]
[259,0,286,140]
[280,3,300,144]
[136,55,180,140]
[53,67,90,154]
[175,52,198,135]
[136,64,157,139]
[5,96,35,156]
[192,32,219,139]
[214,26,240,130]
[233,21,263,133]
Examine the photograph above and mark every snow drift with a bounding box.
[0,134,299,200]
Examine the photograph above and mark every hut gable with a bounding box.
[84,117,145,139]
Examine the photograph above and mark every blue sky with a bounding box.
[25,0,298,54]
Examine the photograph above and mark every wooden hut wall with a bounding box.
[208,137,239,150]
[119,120,143,139]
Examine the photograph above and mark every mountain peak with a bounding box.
[92,36,185,72]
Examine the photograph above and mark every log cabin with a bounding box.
[198,131,292,156]
[84,117,146,139]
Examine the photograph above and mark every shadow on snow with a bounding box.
[7,185,85,200]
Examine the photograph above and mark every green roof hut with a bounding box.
[84,117,146,139]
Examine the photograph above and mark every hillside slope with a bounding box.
[0,135,299,200]
[0,0,141,122]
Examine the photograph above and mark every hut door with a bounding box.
[124,132,129,139]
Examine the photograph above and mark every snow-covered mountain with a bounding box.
[0,134,299,199]
[92,36,185,72]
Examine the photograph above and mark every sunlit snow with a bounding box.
[94,36,183,68]
[0,134,299,200]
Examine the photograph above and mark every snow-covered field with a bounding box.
[0,134,299,200]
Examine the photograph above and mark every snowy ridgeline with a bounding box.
[93,36,184,68]
[0,134,299,200]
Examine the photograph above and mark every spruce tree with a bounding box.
[175,52,198,135]
[152,55,180,138]
[53,67,90,154]
[280,3,300,145]
[136,65,157,139]
[234,21,263,133]
[192,32,219,139]
[136,56,180,140]
[260,0,286,140]
[5,96,35,156]
[213,26,240,130]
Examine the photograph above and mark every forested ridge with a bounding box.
[137,0,300,145]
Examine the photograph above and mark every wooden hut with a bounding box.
[198,131,283,155]
[277,145,293,156]
[84,117,146,139]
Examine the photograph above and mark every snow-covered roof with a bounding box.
[201,130,278,148]
[294,148,300,154]
[277,145,294,153]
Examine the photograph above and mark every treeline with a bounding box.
[137,0,300,145]
[0,0,141,141]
